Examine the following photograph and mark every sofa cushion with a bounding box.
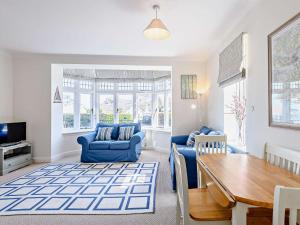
[199,126,212,135]
[119,122,141,134]
[118,126,135,140]
[186,130,201,147]
[95,127,113,141]
[96,123,119,140]
[207,130,222,135]
[110,141,130,150]
[89,141,111,150]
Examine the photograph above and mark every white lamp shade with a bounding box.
[144,18,170,40]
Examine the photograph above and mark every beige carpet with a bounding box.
[0,150,176,225]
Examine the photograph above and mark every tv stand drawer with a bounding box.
[2,154,32,175]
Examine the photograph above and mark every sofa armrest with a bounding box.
[171,135,189,146]
[130,131,145,146]
[77,132,97,149]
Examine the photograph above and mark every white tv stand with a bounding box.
[0,141,32,176]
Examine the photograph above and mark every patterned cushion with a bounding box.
[199,126,212,135]
[95,127,113,141]
[186,131,201,147]
[118,126,135,140]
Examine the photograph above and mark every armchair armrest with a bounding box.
[171,135,189,146]
[77,131,97,149]
[130,131,145,146]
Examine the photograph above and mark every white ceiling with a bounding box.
[0,0,260,60]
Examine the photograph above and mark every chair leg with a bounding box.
[176,197,181,225]
[289,209,297,225]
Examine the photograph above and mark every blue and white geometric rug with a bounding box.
[0,162,159,215]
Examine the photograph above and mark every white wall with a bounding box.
[205,0,300,158]
[12,54,205,161]
[0,50,13,122]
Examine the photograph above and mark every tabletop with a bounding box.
[197,154,300,208]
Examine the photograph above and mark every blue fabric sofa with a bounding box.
[77,122,145,163]
[169,126,234,191]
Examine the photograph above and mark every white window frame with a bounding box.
[63,77,171,133]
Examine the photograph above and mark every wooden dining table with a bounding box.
[197,154,300,225]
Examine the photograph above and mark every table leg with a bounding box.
[232,202,249,225]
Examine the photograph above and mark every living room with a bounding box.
[1,0,300,225]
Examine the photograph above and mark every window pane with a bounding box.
[155,80,165,91]
[224,81,246,146]
[63,92,75,129]
[166,92,172,127]
[99,94,114,124]
[137,82,152,91]
[80,80,92,90]
[118,94,133,123]
[156,94,165,127]
[118,83,133,91]
[136,93,152,126]
[166,79,171,90]
[80,94,92,129]
[98,82,114,91]
[63,78,74,88]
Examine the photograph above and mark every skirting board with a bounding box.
[33,149,81,163]
[51,149,81,162]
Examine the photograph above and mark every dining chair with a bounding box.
[195,135,227,187]
[264,143,300,175]
[273,186,300,225]
[173,143,233,225]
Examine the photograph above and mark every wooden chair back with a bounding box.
[198,163,235,208]
[265,143,300,175]
[173,143,190,224]
[195,135,227,187]
[273,186,300,225]
[195,135,227,156]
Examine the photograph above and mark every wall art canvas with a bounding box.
[268,13,300,129]
[181,75,197,99]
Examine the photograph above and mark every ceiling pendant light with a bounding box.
[144,5,171,40]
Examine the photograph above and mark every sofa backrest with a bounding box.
[95,122,141,140]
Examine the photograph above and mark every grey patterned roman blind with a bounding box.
[218,33,247,87]
[63,69,171,82]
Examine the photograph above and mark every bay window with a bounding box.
[62,73,171,132]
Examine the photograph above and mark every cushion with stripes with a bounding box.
[118,126,135,141]
[95,127,113,141]
[186,130,201,147]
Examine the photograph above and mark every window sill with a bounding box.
[142,127,171,133]
[62,129,94,135]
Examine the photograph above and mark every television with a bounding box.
[0,122,26,146]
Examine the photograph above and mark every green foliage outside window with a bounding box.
[63,114,74,128]
[119,113,133,123]
[99,113,114,124]
[80,113,92,128]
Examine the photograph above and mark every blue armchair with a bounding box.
[77,122,145,163]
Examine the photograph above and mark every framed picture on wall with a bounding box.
[181,74,197,99]
[268,12,300,129]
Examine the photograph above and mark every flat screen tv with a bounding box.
[0,122,26,145]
